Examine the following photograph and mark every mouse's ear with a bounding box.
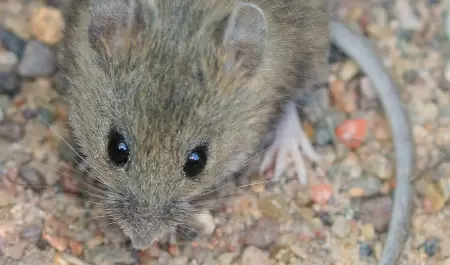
[87,0,158,55]
[218,2,268,74]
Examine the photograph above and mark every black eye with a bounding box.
[107,131,130,167]
[183,144,208,178]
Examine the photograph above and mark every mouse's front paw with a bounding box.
[259,102,321,185]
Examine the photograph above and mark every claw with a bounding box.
[259,101,321,185]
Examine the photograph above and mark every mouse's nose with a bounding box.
[126,227,159,250]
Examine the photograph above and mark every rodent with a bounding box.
[60,2,414,265]
[61,0,330,250]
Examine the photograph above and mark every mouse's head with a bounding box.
[63,0,276,249]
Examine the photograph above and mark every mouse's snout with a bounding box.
[108,193,189,249]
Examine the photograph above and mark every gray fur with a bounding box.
[60,0,329,249]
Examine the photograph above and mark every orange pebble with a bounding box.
[310,184,333,205]
[335,118,367,149]
[69,240,83,256]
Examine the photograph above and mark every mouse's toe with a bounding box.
[259,101,322,185]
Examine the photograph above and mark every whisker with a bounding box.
[38,114,90,166]
[175,225,198,241]
[198,146,270,198]
[12,122,104,186]
[34,115,108,185]
[33,159,108,198]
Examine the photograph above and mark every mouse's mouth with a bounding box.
[126,230,158,250]
[123,227,162,250]
[109,200,192,250]
[120,220,176,250]
[105,192,198,250]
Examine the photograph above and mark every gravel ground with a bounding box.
[1,0,450,264]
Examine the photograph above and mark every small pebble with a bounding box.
[36,238,48,250]
[373,7,388,26]
[421,103,439,122]
[245,218,279,249]
[438,76,450,92]
[335,118,367,149]
[310,184,333,204]
[22,108,38,120]
[69,240,84,256]
[19,165,47,193]
[258,194,289,220]
[0,95,10,109]
[0,28,26,58]
[270,247,291,262]
[86,235,103,249]
[0,121,23,141]
[18,40,57,77]
[331,216,350,238]
[359,77,377,104]
[338,61,359,82]
[0,109,5,123]
[147,242,161,258]
[54,252,87,265]
[328,42,348,64]
[0,51,18,72]
[403,69,420,84]
[395,0,422,30]
[4,241,28,260]
[363,154,394,180]
[330,79,358,113]
[359,196,393,232]
[43,233,68,252]
[438,238,450,259]
[4,14,31,40]
[344,175,382,198]
[359,243,374,258]
[365,23,392,39]
[158,251,171,264]
[0,190,14,207]
[423,183,446,213]
[239,246,272,265]
[169,256,189,265]
[315,124,332,145]
[295,191,312,206]
[193,211,215,236]
[290,244,307,260]
[361,223,375,241]
[168,244,180,256]
[372,117,391,141]
[60,172,80,194]
[217,252,239,265]
[374,241,383,261]
[21,224,42,242]
[0,72,20,95]
[90,246,136,265]
[37,106,56,125]
[316,211,333,226]
[421,237,440,257]
[443,62,450,84]
[31,6,65,45]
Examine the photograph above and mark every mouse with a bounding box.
[60,0,330,250]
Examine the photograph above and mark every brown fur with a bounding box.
[60,0,329,249]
